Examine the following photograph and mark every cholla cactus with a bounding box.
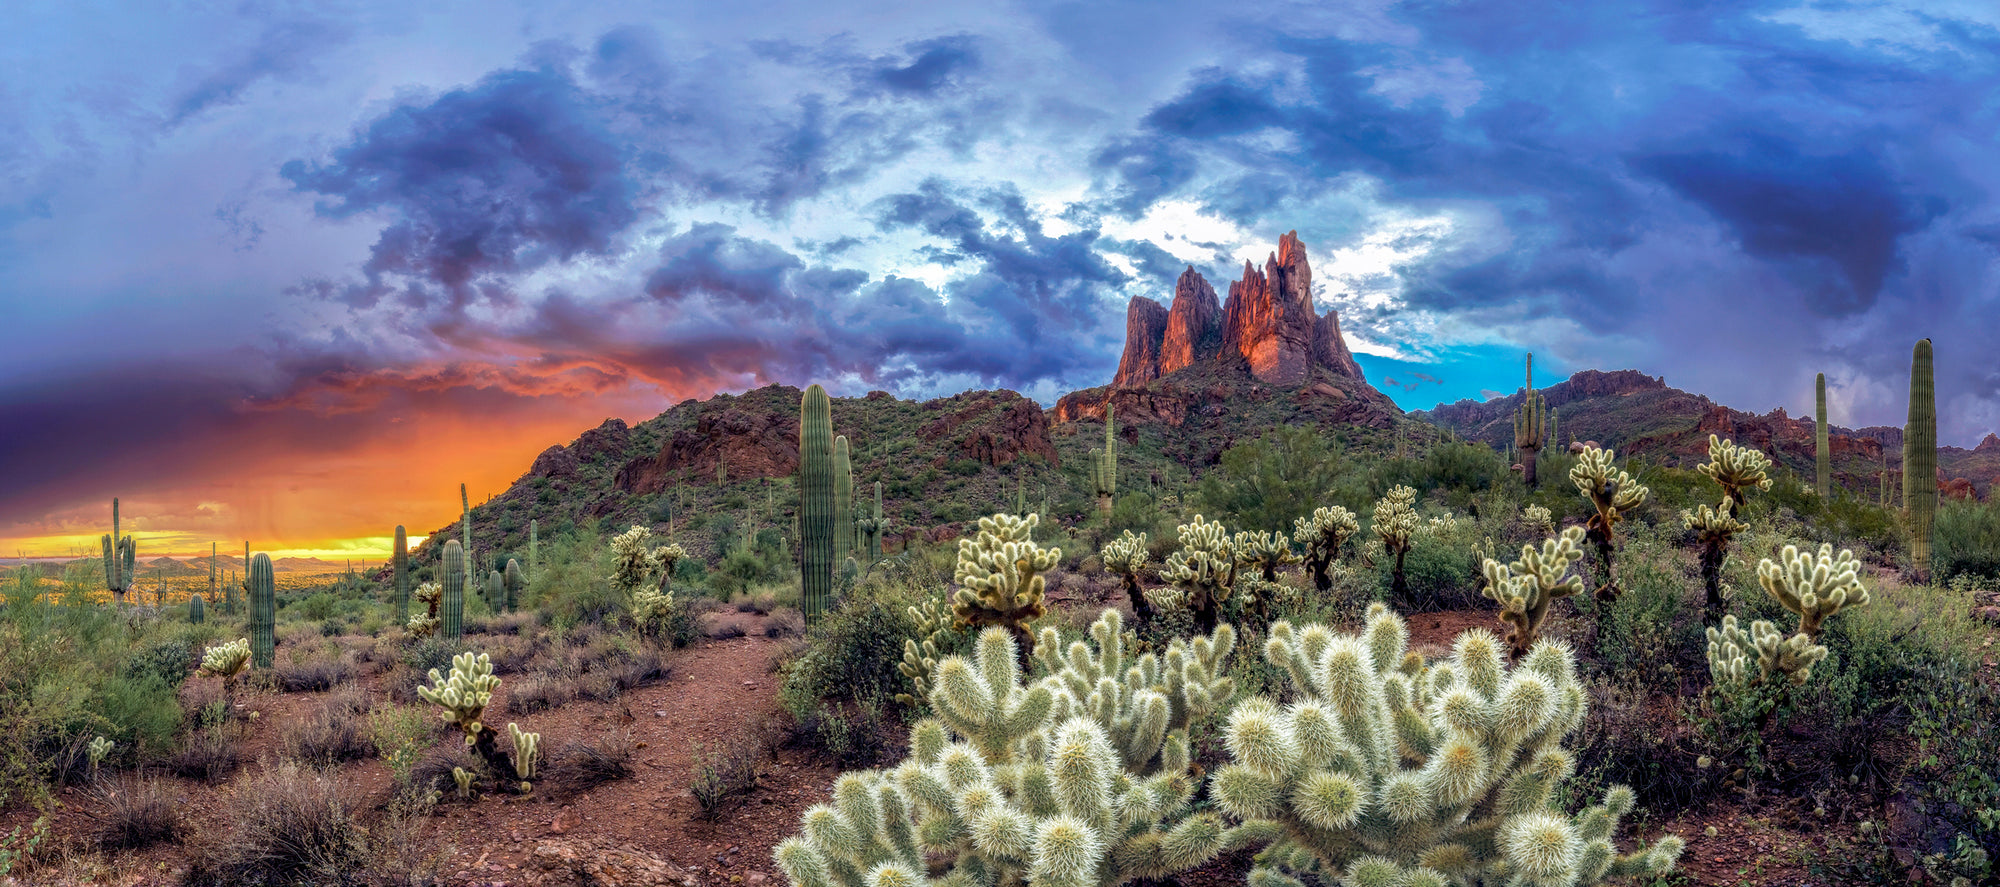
[1234,530,1300,583]
[87,736,115,773]
[453,766,476,799]
[1707,615,1827,688]
[610,525,685,595]
[1522,504,1555,536]
[1294,506,1361,593]
[1156,515,1238,634]
[418,651,536,792]
[952,513,1061,665]
[1214,604,1683,887]
[896,592,963,707]
[1373,486,1420,601]
[200,638,253,712]
[407,581,443,638]
[775,612,1253,887]
[509,722,540,788]
[419,652,501,743]
[1030,609,1235,774]
[630,584,677,637]
[1696,434,1772,508]
[1100,531,1154,624]
[1569,448,1649,601]
[1757,543,1870,638]
[1481,528,1588,659]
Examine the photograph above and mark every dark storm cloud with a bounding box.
[1632,131,1946,315]
[281,66,638,312]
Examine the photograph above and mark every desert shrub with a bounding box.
[1583,530,1705,693]
[1375,438,1507,505]
[707,548,785,599]
[689,736,764,821]
[398,636,461,677]
[1934,498,2000,583]
[1196,426,1349,534]
[409,743,482,799]
[87,776,179,850]
[122,638,195,690]
[543,730,634,798]
[1377,517,1480,611]
[182,762,368,886]
[764,608,805,639]
[276,655,356,693]
[165,724,245,784]
[283,688,371,769]
[777,585,920,720]
[364,703,436,790]
[90,672,181,757]
[504,675,577,715]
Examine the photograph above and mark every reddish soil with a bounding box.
[3,610,837,887]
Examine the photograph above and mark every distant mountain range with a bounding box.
[396,230,1991,571]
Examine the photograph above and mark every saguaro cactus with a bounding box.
[1214,604,1683,886]
[393,525,410,624]
[460,483,474,576]
[102,498,135,606]
[528,519,539,579]
[484,570,505,614]
[834,435,854,566]
[799,385,835,623]
[249,554,276,668]
[1814,373,1830,501]
[1570,447,1650,601]
[1090,405,1118,517]
[1293,505,1360,593]
[208,542,217,613]
[189,593,205,624]
[441,540,465,642]
[1904,338,1936,584]
[504,559,524,612]
[1515,353,1548,489]
[854,482,886,561]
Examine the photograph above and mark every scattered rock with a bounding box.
[530,838,698,887]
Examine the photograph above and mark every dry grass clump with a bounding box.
[86,777,179,850]
[164,724,245,784]
[282,685,373,769]
[541,729,635,799]
[182,762,367,885]
[764,608,806,638]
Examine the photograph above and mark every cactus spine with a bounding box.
[1090,404,1118,517]
[1216,605,1684,886]
[393,525,410,624]
[834,435,854,566]
[441,539,465,642]
[1814,373,1830,501]
[189,592,205,624]
[249,553,275,668]
[101,498,135,606]
[1904,338,1936,584]
[1515,353,1547,489]
[504,559,524,612]
[799,385,835,623]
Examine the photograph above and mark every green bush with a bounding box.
[1197,426,1352,534]
[90,673,181,758]
[122,638,195,690]
[1934,498,2000,583]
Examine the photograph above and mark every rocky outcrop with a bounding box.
[573,418,630,465]
[1220,231,1322,387]
[529,445,579,479]
[917,391,1061,468]
[1161,267,1223,375]
[1103,232,1368,393]
[615,396,804,494]
[1110,296,1171,389]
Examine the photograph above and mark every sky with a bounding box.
[3,0,1997,557]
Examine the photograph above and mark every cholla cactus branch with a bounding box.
[952,513,1060,668]
[1157,515,1238,635]
[777,611,1252,887]
[1373,486,1419,602]
[1755,543,1870,639]
[1218,604,1683,886]
[1568,447,1649,601]
[1695,434,1773,508]
[1101,531,1155,624]
[1481,528,1587,659]
[408,581,442,638]
[417,651,524,791]
[1293,506,1360,594]
[1706,614,1828,688]
[1234,530,1300,583]
[896,593,963,707]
